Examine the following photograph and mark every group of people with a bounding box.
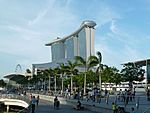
[111,88,137,113]
[30,91,138,113]
[30,94,40,113]
[117,89,136,106]
[54,96,83,110]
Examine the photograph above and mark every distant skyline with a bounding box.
[0,0,150,78]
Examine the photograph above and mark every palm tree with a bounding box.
[41,70,49,91]
[75,55,99,96]
[44,68,53,92]
[73,72,84,88]
[53,67,61,94]
[96,51,103,92]
[59,63,68,95]
[65,60,78,95]
[29,74,38,88]
[35,70,44,90]
[35,69,49,91]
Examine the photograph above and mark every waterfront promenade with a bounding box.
[31,91,150,113]
[35,99,94,113]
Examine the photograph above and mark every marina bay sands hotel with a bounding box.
[32,20,150,85]
[32,20,96,73]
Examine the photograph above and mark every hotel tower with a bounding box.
[32,20,96,74]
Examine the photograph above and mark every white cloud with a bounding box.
[96,7,121,27]
[28,7,49,26]
[7,25,42,37]
[95,42,122,69]
[110,20,118,34]
[0,0,80,71]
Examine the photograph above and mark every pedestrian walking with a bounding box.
[76,100,81,110]
[131,107,135,113]
[105,92,109,104]
[112,102,118,113]
[29,93,32,102]
[31,96,36,113]
[147,89,150,101]
[136,97,139,110]
[54,96,60,109]
[54,96,58,109]
[36,95,40,106]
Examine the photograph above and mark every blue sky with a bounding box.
[0,0,150,78]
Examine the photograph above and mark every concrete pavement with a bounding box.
[31,91,150,113]
[35,99,95,113]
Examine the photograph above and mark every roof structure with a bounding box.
[133,59,150,66]
[45,20,96,46]
[4,73,25,79]
[123,59,150,66]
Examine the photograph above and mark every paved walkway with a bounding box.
[34,99,94,113]
[72,92,150,113]
[30,91,150,113]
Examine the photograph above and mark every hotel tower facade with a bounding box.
[32,20,96,74]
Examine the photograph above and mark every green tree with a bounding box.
[39,70,49,91]
[0,79,6,87]
[121,62,145,88]
[30,69,47,90]
[53,67,61,94]
[73,72,84,88]
[58,63,68,94]
[96,51,103,92]
[75,55,99,95]
[29,74,38,86]
[99,66,121,90]
[43,69,54,91]
[110,67,122,85]
[86,70,97,84]
[65,60,78,95]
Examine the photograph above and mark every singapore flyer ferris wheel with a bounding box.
[15,64,22,74]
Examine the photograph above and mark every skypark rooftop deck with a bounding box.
[45,20,96,46]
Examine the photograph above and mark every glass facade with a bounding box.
[78,28,86,60]
[32,21,96,72]
[65,37,74,59]
[51,42,65,61]
[50,27,95,61]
